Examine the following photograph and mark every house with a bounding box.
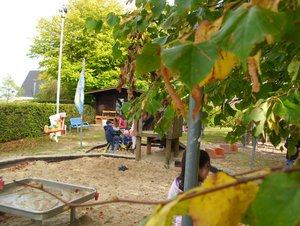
[20,70,43,98]
[85,87,143,124]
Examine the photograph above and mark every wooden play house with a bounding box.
[135,116,183,164]
[85,87,142,125]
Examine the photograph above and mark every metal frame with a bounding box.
[0,178,96,225]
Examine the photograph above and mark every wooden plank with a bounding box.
[136,119,143,136]
[141,130,158,138]
[173,138,179,157]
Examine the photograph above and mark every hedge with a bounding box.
[0,103,94,142]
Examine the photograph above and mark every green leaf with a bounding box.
[164,104,176,120]
[85,17,103,32]
[282,8,300,43]
[161,12,180,29]
[136,43,161,75]
[146,99,161,115]
[244,172,300,226]
[294,89,300,102]
[213,113,221,125]
[152,36,168,45]
[131,15,143,27]
[255,83,273,100]
[121,102,131,116]
[287,57,300,81]
[112,41,122,59]
[136,0,147,8]
[249,102,268,137]
[212,5,286,65]
[95,20,103,33]
[137,20,149,32]
[148,0,166,18]
[175,0,200,14]
[85,17,95,29]
[273,98,300,124]
[269,131,281,147]
[107,13,120,27]
[162,41,219,89]
[155,105,175,137]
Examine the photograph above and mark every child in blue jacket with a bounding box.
[104,120,115,153]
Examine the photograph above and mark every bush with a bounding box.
[0,103,94,142]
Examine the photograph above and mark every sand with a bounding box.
[0,143,286,226]
[0,149,179,226]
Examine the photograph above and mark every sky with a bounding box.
[0,0,131,87]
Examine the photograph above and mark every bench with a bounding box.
[70,118,90,132]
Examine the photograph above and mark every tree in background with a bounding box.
[0,75,24,102]
[28,0,128,101]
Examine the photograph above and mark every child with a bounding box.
[104,120,114,153]
[113,120,122,151]
[123,129,132,151]
[117,114,126,130]
[284,137,300,166]
[167,149,210,226]
[129,121,136,151]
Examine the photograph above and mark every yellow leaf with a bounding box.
[254,50,262,75]
[195,17,224,43]
[251,0,280,11]
[189,173,259,226]
[144,3,151,12]
[198,51,238,87]
[145,199,190,226]
[267,112,279,134]
[191,85,203,120]
[146,172,259,226]
[212,51,237,80]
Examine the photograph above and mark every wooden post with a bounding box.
[173,138,179,157]
[165,139,172,165]
[70,207,76,223]
[136,136,142,161]
[135,118,143,161]
[147,137,152,155]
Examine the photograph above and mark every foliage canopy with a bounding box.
[100,0,300,225]
[103,0,300,147]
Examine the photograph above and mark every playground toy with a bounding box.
[69,117,90,132]
[0,176,4,189]
[0,178,96,226]
[43,113,66,142]
[135,116,183,165]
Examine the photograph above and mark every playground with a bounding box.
[0,126,286,226]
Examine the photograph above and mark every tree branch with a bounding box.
[14,165,300,208]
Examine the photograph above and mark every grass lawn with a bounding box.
[0,125,106,159]
[180,127,232,145]
[0,126,230,158]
